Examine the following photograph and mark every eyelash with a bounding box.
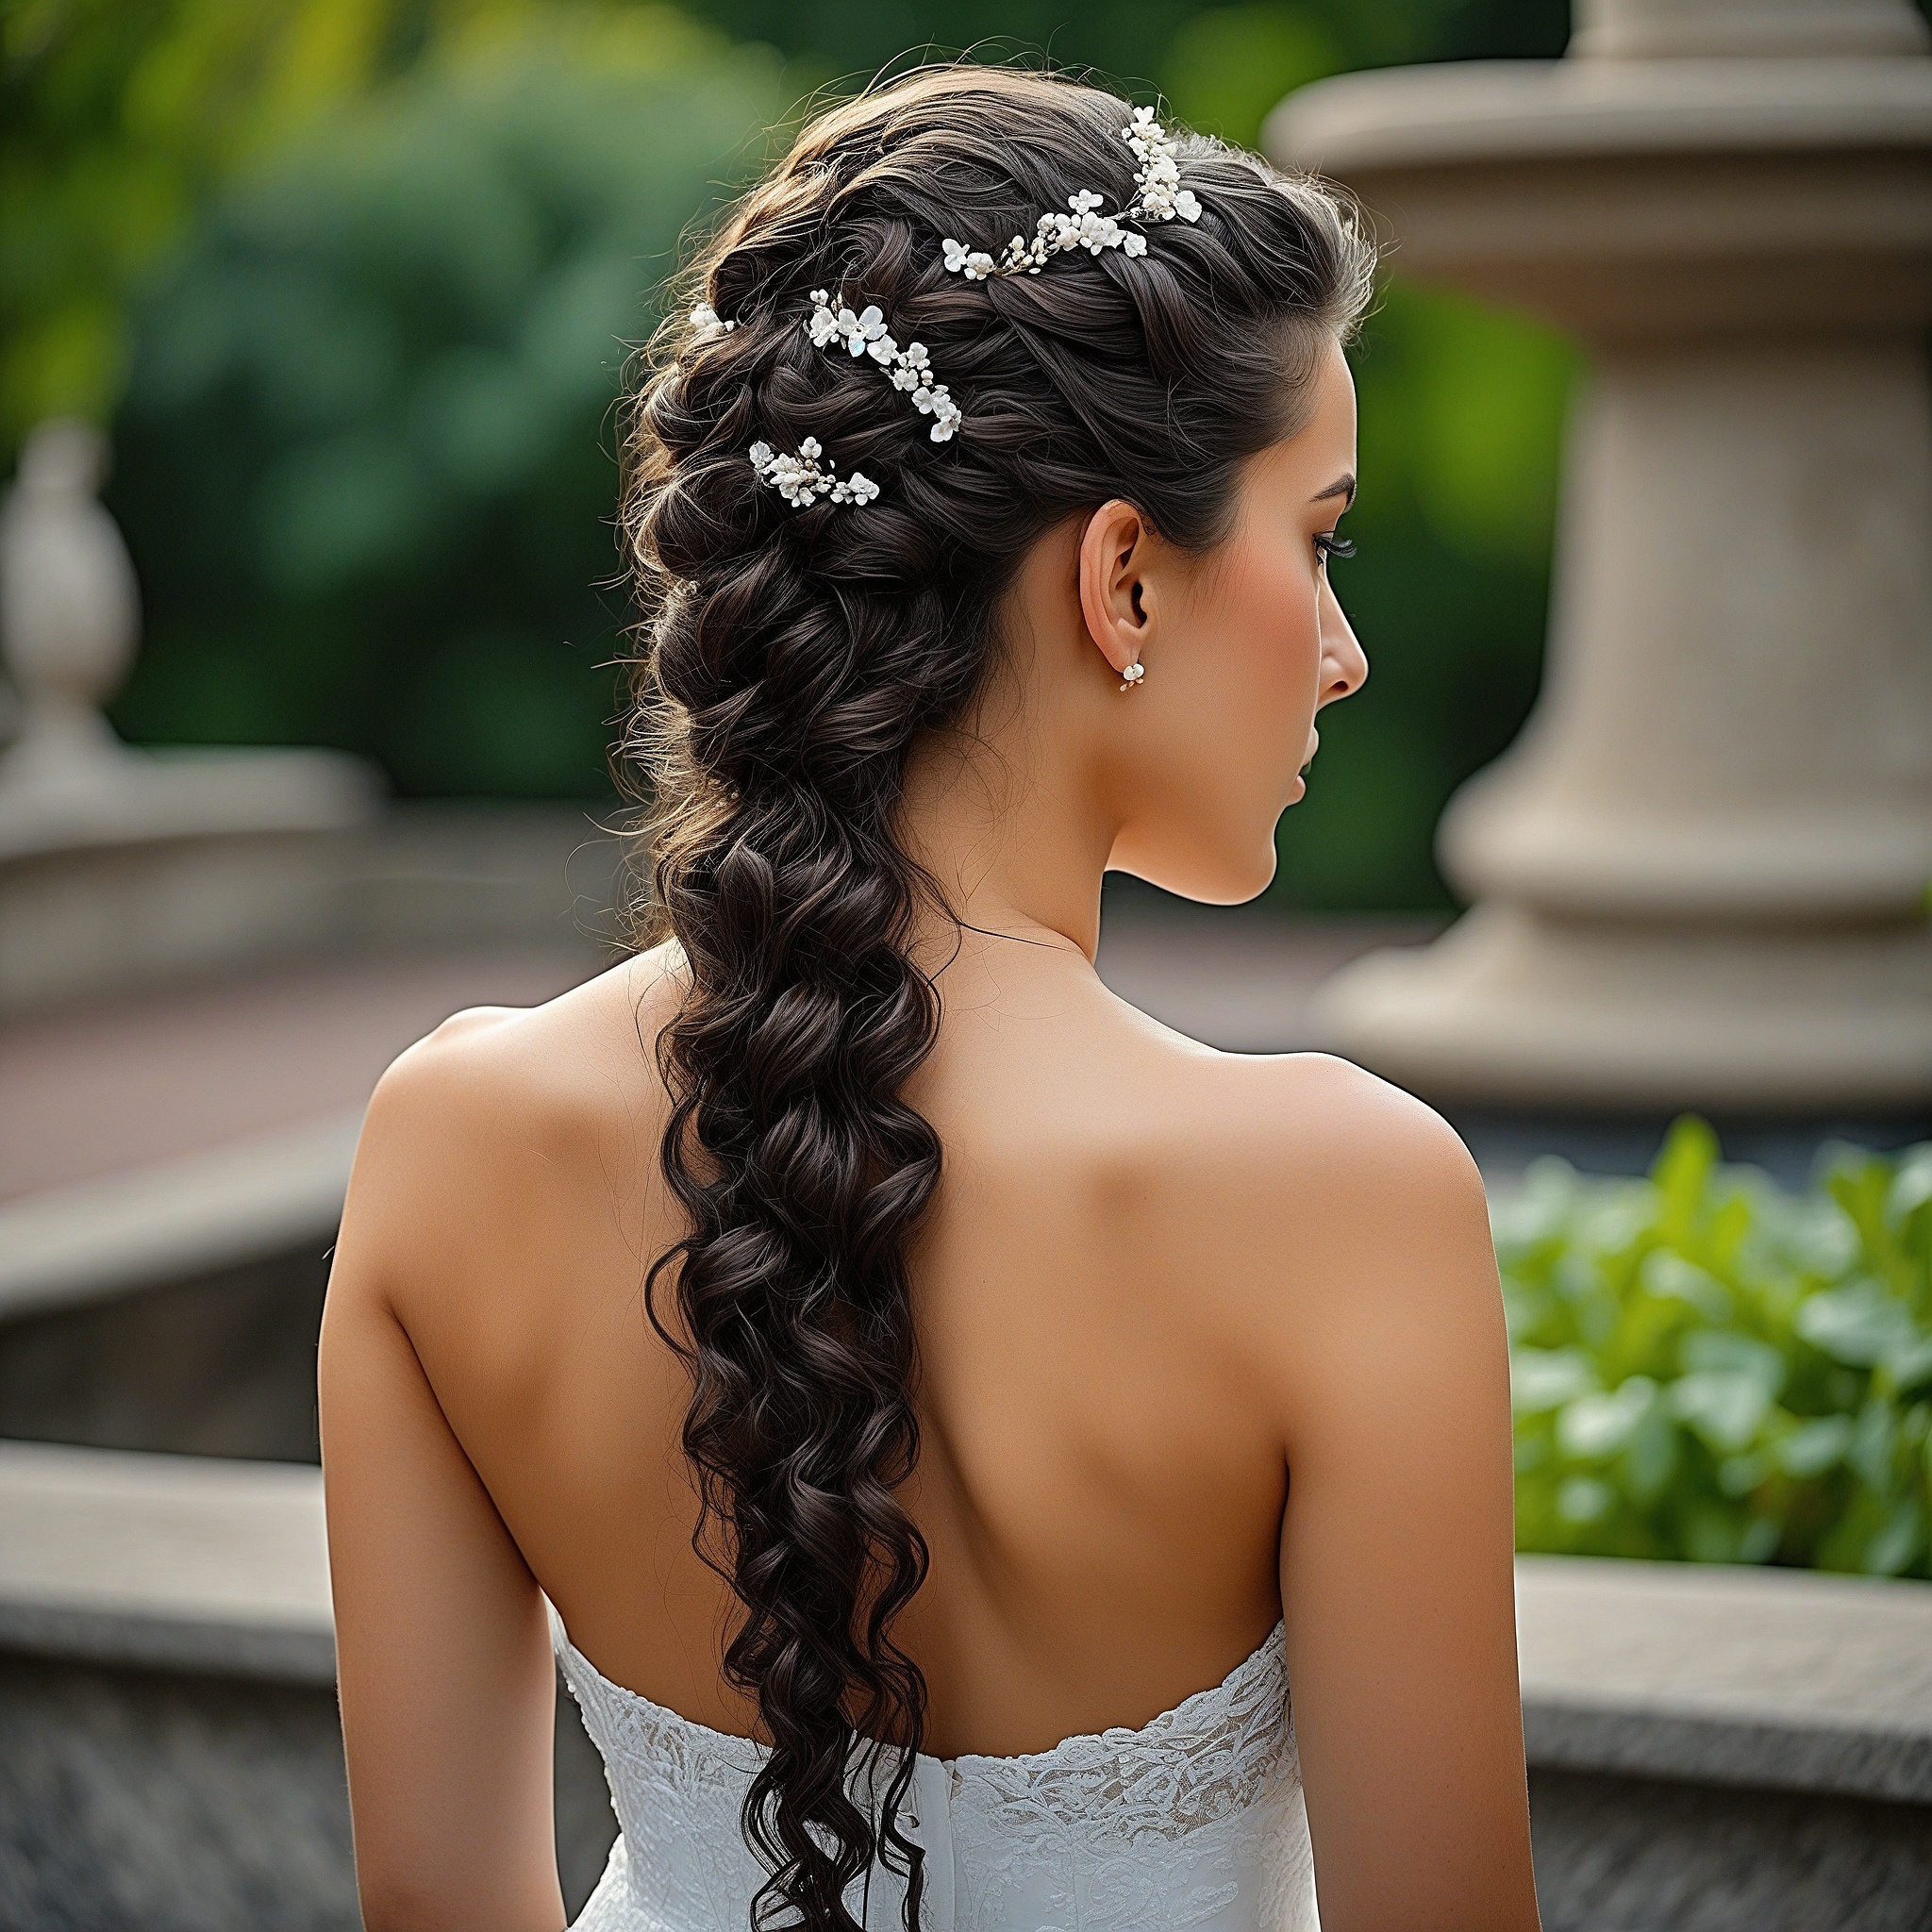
[1316,532,1356,565]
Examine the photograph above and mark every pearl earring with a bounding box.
[1119,660,1145,692]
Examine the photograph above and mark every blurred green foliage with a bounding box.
[663,0,1569,129]
[9,0,1581,897]
[1,0,433,447]
[105,7,791,795]
[1503,1121,1932,1578]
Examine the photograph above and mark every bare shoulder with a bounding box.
[1142,1044,1485,1234]
[375,941,676,1113]
[1120,1044,1497,1385]
[335,944,684,1302]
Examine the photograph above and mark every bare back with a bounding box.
[319,60,1541,1932]
[321,930,1535,1931]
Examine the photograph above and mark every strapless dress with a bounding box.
[555,1615,1318,1932]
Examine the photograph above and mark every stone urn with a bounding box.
[1271,0,1932,1110]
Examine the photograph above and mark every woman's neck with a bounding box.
[896,675,1120,971]
[895,527,1127,970]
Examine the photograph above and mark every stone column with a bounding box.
[1271,0,1932,1110]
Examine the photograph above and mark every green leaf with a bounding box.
[1641,1249,1732,1323]
[1510,1347,1597,1415]
[1776,1415,1854,1479]
[1889,1148,1932,1225]
[1864,1498,1924,1577]
[1669,1371,1772,1455]
[1652,1115,1719,1226]
[1796,1281,1914,1368]
[1558,1378,1657,1460]
[1850,1399,1901,1492]
[1681,1329,1787,1397]
[1717,1450,1770,1497]
[1557,1476,1615,1524]
[1890,1337,1932,1399]
[1623,1405,1681,1506]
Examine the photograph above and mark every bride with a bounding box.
[320,62,1541,1932]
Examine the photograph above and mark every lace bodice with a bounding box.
[556,1617,1318,1932]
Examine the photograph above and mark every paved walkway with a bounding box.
[0,950,593,1204]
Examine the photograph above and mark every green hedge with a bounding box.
[105,8,791,799]
[1501,1120,1932,1578]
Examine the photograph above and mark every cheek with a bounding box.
[1208,543,1323,721]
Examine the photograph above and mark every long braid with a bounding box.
[617,64,1375,1932]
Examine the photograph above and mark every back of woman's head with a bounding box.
[619,62,1374,1932]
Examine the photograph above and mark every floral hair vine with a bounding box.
[806,291,961,441]
[941,107,1201,282]
[748,437,879,508]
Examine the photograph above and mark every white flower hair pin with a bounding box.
[807,291,961,441]
[690,300,736,340]
[942,107,1201,282]
[749,438,879,508]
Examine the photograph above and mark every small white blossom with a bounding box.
[911,382,960,441]
[802,288,968,452]
[833,303,889,357]
[690,301,735,339]
[888,341,932,393]
[748,438,880,510]
[933,109,1200,286]
[806,296,841,347]
[944,238,997,279]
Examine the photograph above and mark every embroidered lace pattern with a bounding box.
[556,1618,1318,1932]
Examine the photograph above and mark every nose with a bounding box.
[1318,581,1367,707]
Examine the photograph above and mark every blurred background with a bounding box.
[5,0,1570,898]
[4,3,1932,1928]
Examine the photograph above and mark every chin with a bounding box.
[1116,833,1278,908]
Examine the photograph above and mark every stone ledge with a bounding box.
[0,1112,360,1322]
[1516,1554,1932,1805]
[0,1440,332,1684]
[6,1441,1930,1813]
[0,1597,335,1685]
[1270,55,1932,176]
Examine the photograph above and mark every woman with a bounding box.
[320,62,1541,1932]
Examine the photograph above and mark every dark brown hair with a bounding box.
[618,62,1374,1932]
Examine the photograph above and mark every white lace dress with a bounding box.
[555,1617,1318,1932]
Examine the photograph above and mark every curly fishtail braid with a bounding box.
[616,62,1375,1932]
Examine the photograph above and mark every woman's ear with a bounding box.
[1077,499,1155,682]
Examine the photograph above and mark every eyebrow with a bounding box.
[1312,472,1357,508]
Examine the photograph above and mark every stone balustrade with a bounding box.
[2,1438,1928,1930]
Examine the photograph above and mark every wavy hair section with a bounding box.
[617,63,1375,1932]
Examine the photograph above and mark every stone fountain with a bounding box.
[1272,0,1932,1111]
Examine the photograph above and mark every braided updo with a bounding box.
[619,62,1374,1932]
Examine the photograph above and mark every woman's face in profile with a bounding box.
[1108,333,1368,905]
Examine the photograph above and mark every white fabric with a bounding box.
[556,1616,1319,1932]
